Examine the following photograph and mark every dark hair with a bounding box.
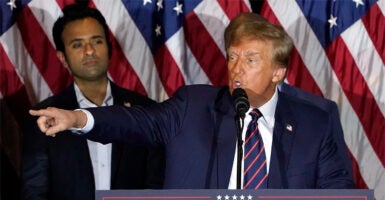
[52,4,112,57]
[224,12,293,67]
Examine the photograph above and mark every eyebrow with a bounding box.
[228,49,262,57]
[68,35,105,44]
[244,51,261,56]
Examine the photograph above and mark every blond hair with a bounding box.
[224,12,293,67]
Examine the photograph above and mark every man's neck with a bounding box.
[74,78,108,106]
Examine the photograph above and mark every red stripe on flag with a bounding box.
[217,0,250,19]
[184,12,228,86]
[260,2,280,24]
[154,45,185,96]
[326,37,385,168]
[16,7,71,95]
[0,45,24,97]
[56,0,76,9]
[361,4,385,66]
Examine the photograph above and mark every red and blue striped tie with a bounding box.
[243,108,267,189]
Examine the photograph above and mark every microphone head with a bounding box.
[232,88,250,118]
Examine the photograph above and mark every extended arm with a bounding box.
[29,107,87,136]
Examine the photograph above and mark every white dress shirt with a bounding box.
[74,82,113,190]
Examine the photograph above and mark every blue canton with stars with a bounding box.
[295,0,377,48]
[121,0,201,54]
[1,0,32,36]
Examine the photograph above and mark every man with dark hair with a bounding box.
[30,12,355,189]
[22,4,164,200]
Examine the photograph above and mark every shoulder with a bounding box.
[278,91,329,120]
[279,83,337,112]
[174,84,227,97]
[110,82,155,106]
[32,85,76,110]
[170,85,231,106]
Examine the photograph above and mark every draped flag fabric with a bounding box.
[1,0,384,199]
[0,0,250,197]
[261,0,385,199]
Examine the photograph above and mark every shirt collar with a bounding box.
[247,87,278,127]
[74,81,113,108]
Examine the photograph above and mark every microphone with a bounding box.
[232,88,250,119]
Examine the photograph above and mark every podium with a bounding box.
[96,189,374,200]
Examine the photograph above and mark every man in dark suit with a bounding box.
[22,4,164,200]
[30,13,355,189]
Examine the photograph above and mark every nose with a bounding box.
[84,43,95,56]
[232,58,243,74]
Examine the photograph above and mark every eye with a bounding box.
[90,37,105,46]
[228,54,237,62]
[247,58,255,63]
[71,41,83,49]
[246,56,259,66]
[93,38,104,45]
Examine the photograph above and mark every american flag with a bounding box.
[261,0,385,199]
[0,0,384,199]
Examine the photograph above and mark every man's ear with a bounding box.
[273,66,287,83]
[56,51,69,69]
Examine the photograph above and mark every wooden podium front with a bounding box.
[96,189,374,200]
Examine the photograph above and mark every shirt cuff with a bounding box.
[69,109,95,134]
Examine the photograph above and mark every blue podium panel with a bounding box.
[96,189,374,200]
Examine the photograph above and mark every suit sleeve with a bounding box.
[316,111,356,189]
[85,86,188,146]
[328,102,354,182]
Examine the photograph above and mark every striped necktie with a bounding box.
[243,108,268,189]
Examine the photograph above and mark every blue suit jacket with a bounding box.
[22,82,165,200]
[85,84,355,189]
[279,83,354,180]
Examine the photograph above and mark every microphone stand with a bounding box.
[235,114,245,189]
[232,87,249,189]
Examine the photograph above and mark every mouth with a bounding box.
[232,80,242,89]
[82,59,98,66]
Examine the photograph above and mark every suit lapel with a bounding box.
[268,92,297,188]
[110,82,125,105]
[56,83,81,110]
[213,86,238,188]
